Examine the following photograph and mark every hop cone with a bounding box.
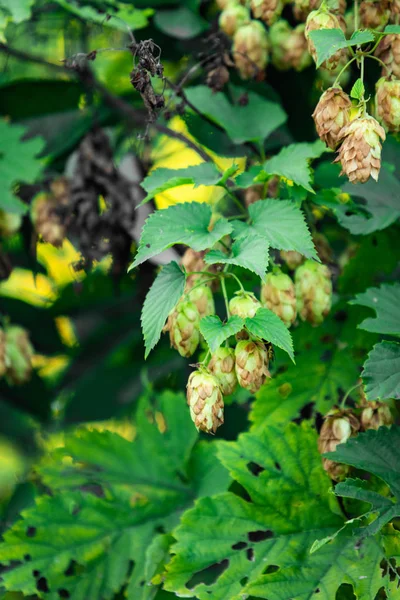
[376,76,400,133]
[280,250,304,270]
[295,259,332,325]
[31,192,65,248]
[361,401,393,431]
[219,4,250,37]
[235,340,271,393]
[208,347,238,396]
[261,271,297,328]
[187,370,224,434]
[270,21,312,71]
[188,284,215,319]
[217,0,246,8]
[250,0,285,25]
[312,87,351,149]
[313,232,334,265]
[334,116,386,184]
[229,293,261,318]
[0,211,22,238]
[294,0,346,20]
[168,300,200,358]
[375,34,400,79]
[305,5,347,70]
[206,65,230,92]
[5,326,34,385]
[318,408,360,480]
[181,248,218,289]
[0,329,6,378]
[390,0,400,21]
[360,0,390,30]
[233,21,269,80]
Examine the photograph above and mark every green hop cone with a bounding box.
[361,401,393,431]
[208,347,238,396]
[219,4,250,37]
[261,271,297,328]
[187,370,224,434]
[0,210,22,238]
[250,0,285,26]
[0,329,6,378]
[233,20,269,80]
[305,4,347,70]
[5,326,34,385]
[280,250,304,270]
[375,76,400,133]
[235,340,271,394]
[270,20,292,70]
[168,300,200,358]
[229,292,261,319]
[295,260,332,326]
[318,408,360,480]
[188,284,215,319]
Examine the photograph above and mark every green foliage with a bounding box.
[262,141,327,192]
[0,0,32,23]
[184,86,287,144]
[165,422,390,600]
[130,203,232,268]
[362,341,400,401]
[141,262,186,358]
[245,308,294,362]
[308,29,375,69]
[350,78,365,101]
[0,121,45,214]
[154,6,207,39]
[54,0,153,30]
[325,426,400,538]
[205,232,269,279]
[0,392,230,599]
[199,315,244,353]
[351,283,400,335]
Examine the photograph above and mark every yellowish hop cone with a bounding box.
[261,271,297,328]
[359,0,390,30]
[250,0,285,25]
[235,339,271,394]
[219,4,250,37]
[305,5,347,70]
[208,347,238,396]
[375,34,400,79]
[295,260,332,326]
[361,401,393,431]
[233,20,269,80]
[318,408,360,480]
[187,370,224,434]
[375,76,400,133]
[312,87,351,149]
[334,115,386,184]
[167,300,200,358]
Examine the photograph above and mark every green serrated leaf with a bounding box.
[362,341,400,401]
[199,315,244,353]
[309,28,375,69]
[54,0,153,30]
[129,203,232,269]
[139,163,226,206]
[0,120,45,214]
[350,78,365,100]
[185,85,287,144]
[0,392,230,599]
[384,24,400,34]
[141,261,186,358]
[205,232,269,279]
[165,422,387,600]
[350,283,400,335]
[245,307,294,362]
[234,200,318,260]
[262,141,326,192]
[0,0,32,22]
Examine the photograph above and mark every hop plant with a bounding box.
[208,347,238,396]
[270,21,312,71]
[375,34,400,79]
[317,54,351,87]
[229,292,261,318]
[294,0,346,20]
[167,300,200,358]
[280,250,304,270]
[260,271,297,328]
[31,192,65,248]
[187,370,224,434]
[250,0,285,26]
[295,259,332,325]
[334,115,386,184]
[0,211,22,238]
[390,0,400,21]
[375,77,400,132]
[217,0,246,8]
[244,178,278,206]
[313,232,334,265]
[181,248,218,288]
[312,87,352,149]
[235,340,271,393]
[0,329,6,378]
[188,284,215,319]
[305,5,347,70]
[360,401,393,431]
[359,0,390,30]
[318,408,360,480]
[219,4,250,37]
[5,326,34,386]
[233,20,269,80]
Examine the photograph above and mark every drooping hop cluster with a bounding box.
[312,87,352,149]
[270,21,312,71]
[208,347,238,396]
[0,325,34,386]
[233,20,270,79]
[187,370,224,434]
[295,259,332,325]
[235,339,271,393]
[305,4,347,70]
[261,271,297,328]
[375,77,400,133]
[318,408,360,480]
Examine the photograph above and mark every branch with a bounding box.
[0,43,212,163]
